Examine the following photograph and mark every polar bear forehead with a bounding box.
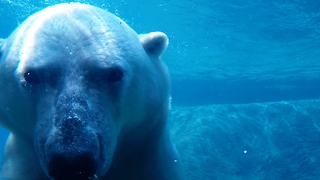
[10,3,141,73]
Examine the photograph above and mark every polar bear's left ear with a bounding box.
[139,32,168,57]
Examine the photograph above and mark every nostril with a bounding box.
[48,152,97,180]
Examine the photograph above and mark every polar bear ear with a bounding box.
[139,32,168,57]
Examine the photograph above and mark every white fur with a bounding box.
[0,3,183,180]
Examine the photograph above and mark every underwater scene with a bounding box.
[0,0,320,179]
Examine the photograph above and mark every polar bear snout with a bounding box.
[48,151,97,180]
[45,124,100,180]
[32,78,117,179]
[41,114,106,180]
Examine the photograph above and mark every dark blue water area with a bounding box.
[0,128,9,162]
[171,78,320,106]
[169,100,320,179]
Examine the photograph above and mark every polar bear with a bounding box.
[0,3,182,180]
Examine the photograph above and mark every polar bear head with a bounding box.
[0,3,170,179]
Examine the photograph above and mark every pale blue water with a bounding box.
[0,0,320,179]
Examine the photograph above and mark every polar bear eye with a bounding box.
[24,70,41,85]
[105,67,124,82]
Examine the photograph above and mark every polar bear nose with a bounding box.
[48,151,97,180]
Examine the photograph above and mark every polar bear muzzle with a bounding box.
[45,117,98,180]
[33,82,116,179]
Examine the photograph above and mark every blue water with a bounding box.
[1,0,320,179]
[2,0,317,106]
